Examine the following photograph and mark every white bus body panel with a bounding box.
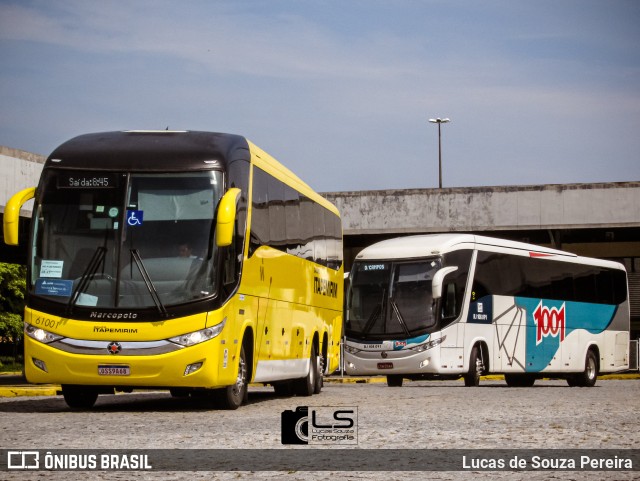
[345,234,630,379]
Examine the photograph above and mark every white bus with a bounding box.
[344,234,630,387]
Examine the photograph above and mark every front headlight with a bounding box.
[25,323,63,344]
[409,335,446,353]
[343,344,362,354]
[169,318,226,347]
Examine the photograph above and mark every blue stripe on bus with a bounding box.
[514,297,617,372]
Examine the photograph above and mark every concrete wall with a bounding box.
[2,144,638,237]
[0,146,45,216]
[324,182,640,235]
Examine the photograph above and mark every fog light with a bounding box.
[184,362,203,376]
[347,362,356,370]
[33,357,48,372]
[419,359,430,368]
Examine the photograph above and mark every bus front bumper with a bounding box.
[343,349,440,376]
[24,335,239,389]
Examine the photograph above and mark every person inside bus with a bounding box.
[177,242,197,259]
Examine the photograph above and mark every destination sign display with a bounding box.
[57,173,119,189]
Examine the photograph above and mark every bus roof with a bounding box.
[247,140,340,217]
[44,130,340,216]
[354,233,625,271]
[46,131,250,171]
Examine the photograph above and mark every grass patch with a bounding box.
[0,355,24,373]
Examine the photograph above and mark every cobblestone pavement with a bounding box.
[0,378,638,480]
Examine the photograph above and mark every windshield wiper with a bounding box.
[66,246,107,315]
[390,299,411,337]
[130,249,169,318]
[362,288,386,336]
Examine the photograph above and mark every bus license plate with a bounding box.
[98,365,130,376]
[377,362,394,369]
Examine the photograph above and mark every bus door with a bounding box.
[439,322,465,370]
[255,297,294,374]
[437,275,464,366]
[438,250,474,370]
[436,280,465,372]
[255,296,271,363]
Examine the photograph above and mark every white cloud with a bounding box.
[0,1,638,191]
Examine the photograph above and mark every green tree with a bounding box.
[0,262,26,342]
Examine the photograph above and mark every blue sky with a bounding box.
[1,0,639,192]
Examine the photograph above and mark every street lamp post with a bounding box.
[429,117,450,188]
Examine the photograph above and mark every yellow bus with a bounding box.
[3,130,343,409]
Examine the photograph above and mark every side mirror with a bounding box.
[215,188,241,247]
[432,266,458,300]
[3,187,36,246]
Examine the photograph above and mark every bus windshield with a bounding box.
[30,170,224,312]
[346,258,442,340]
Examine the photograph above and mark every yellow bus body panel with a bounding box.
[239,245,343,374]
[21,136,343,390]
[23,305,245,388]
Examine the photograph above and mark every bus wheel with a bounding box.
[464,345,484,387]
[294,344,318,397]
[504,374,536,387]
[567,350,598,387]
[62,385,99,410]
[386,375,403,387]
[214,345,248,409]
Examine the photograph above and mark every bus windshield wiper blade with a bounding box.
[390,299,411,337]
[362,288,386,336]
[130,249,169,318]
[66,246,106,314]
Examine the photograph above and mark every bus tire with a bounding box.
[294,344,318,397]
[213,345,249,409]
[386,375,403,387]
[464,345,484,387]
[62,385,99,410]
[504,374,536,387]
[568,349,598,387]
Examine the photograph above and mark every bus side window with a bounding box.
[441,282,457,322]
[223,243,236,286]
[471,282,488,302]
[222,219,239,288]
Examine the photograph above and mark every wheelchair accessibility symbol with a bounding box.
[127,210,143,226]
